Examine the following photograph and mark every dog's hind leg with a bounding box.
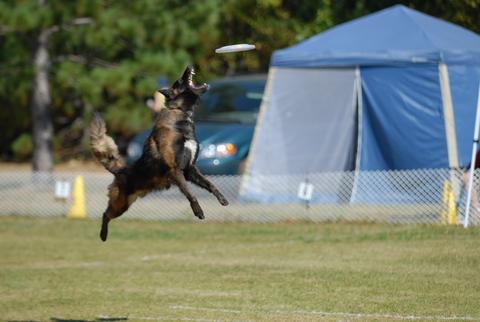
[100,193,129,242]
[169,169,205,219]
[100,208,112,242]
[185,165,229,206]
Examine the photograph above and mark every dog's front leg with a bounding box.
[169,169,205,219]
[185,165,229,206]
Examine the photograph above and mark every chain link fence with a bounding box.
[0,168,478,225]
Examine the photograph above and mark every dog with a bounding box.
[90,66,229,241]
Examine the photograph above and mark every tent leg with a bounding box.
[464,83,480,228]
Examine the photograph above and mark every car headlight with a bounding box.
[127,142,143,159]
[199,143,237,159]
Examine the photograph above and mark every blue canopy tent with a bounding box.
[241,5,480,203]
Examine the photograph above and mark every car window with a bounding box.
[196,80,265,124]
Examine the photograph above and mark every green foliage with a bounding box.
[0,0,478,163]
[331,0,480,33]
[1,0,223,161]
[212,0,334,74]
[10,133,32,160]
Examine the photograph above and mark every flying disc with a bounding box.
[215,44,256,54]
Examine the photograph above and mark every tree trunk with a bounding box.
[31,0,54,172]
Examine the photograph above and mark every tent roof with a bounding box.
[272,5,480,67]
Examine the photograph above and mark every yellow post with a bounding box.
[440,180,457,225]
[67,175,87,219]
[447,188,457,225]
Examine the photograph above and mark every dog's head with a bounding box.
[158,66,209,111]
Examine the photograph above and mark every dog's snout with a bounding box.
[158,88,171,99]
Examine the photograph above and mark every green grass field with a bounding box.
[1,216,479,321]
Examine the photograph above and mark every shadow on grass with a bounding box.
[50,317,128,322]
[50,319,94,322]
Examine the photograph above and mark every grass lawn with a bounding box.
[1,216,479,321]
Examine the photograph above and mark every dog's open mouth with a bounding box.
[185,66,209,93]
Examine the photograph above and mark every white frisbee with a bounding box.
[215,44,256,54]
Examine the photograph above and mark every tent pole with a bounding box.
[439,64,460,202]
[238,67,276,196]
[464,83,480,228]
[350,66,362,202]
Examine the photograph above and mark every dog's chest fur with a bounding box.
[175,111,198,166]
[151,108,199,167]
[184,139,198,165]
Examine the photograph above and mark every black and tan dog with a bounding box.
[90,66,228,241]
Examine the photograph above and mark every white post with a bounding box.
[464,83,480,228]
[350,67,362,202]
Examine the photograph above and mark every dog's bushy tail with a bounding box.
[90,113,126,175]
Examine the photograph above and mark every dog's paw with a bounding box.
[100,226,108,242]
[219,196,229,206]
[100,231,108,242]
[191,202,205,220]
[194,210,205,220]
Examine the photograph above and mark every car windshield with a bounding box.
[195,79,265,124]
